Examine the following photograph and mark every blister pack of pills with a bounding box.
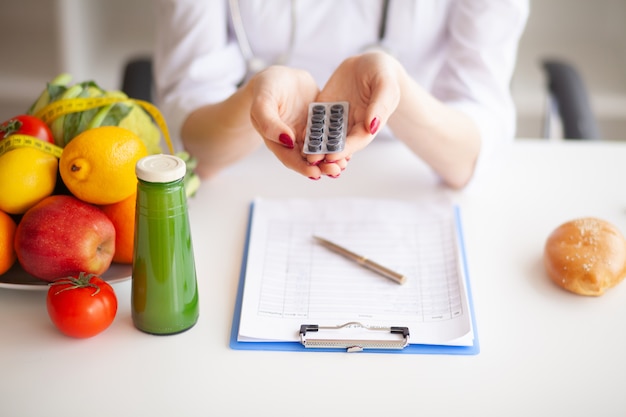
[302,101,348,154]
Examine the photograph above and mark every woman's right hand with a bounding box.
[248,66,326,180]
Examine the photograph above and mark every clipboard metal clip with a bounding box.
[299,322,410,353]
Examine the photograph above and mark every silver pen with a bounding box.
[313,235,406,285]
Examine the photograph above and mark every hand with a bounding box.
[310,51,402,177]
[248,66,326,179]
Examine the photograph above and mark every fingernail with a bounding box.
[327,173,341,179]
[369,117,380,135]
[307,160,322,166]
[279,133,294,148]
[308,176,320,181]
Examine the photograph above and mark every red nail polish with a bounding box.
[369,117,380,135]
[308,176,320,181]
[279,133,294,148]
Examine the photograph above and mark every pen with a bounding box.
[312,235,406,285]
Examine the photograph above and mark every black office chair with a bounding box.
[541,58,601,140]
[121,56,153,103]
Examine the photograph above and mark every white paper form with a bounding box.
[237,198,474,346]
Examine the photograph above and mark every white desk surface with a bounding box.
[2,139,626,417]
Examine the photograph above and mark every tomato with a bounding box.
[46,272,118,338]
[0,114,54,144]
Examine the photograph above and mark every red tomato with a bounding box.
[0,114,54,143]
[46,272,118,338]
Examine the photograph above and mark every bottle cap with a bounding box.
[136,154,186,183]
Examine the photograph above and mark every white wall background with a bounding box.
[0,0,155,116]
[1,0,625,140]
[512,0,626,139]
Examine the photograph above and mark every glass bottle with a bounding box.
[131,154,199,334]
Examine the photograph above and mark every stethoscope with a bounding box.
[229,0,391,81]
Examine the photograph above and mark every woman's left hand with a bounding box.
[310,51,402,177]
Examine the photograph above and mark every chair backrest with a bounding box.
[542,59,601,140]
[121,57,153,103]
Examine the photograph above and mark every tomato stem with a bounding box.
[49,272,101,296]
[0,119,22,138]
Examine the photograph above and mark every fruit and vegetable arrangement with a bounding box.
[0,74,200,338]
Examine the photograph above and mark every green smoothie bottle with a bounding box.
[131,154,199,334]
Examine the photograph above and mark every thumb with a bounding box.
[250,95,295,149]
[363,77,400,135]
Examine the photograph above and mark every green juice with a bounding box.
[131,156,199,335]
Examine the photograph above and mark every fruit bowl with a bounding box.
[0,263,131,291]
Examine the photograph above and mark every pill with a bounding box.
[329,113,343,124]
[308,140,323,152]
[328,122,343,132]
[312,105,326,115]
[309,131,323,141]
[330,104,344,114]
[328,130,342,140]
[310,123,324,133]
[326,139,342,152]
[311,113,325,124]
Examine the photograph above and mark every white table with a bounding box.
[2,139,626,417]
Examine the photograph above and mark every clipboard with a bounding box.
[229,200,480,354]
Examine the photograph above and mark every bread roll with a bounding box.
[544,217,626,296]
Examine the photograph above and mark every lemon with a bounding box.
[59,126,148,205]
[0,148,58,214]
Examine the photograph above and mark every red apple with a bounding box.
[15,195,116,281]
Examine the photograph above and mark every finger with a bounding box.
[318,160,345,178]
[305,153,326,166]
[323,150,350,164]
[265,140,323,179]
[333,158,349,171]
[363,77,400,135]
[250,95,296,149]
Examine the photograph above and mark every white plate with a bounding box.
[0,263,131,291]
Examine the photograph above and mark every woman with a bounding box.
[154,0,528,188]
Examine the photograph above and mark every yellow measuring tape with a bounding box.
[0,97,174,159]
[0,135,64,158]
[35,96,173,152]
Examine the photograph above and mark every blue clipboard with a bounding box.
[229,202,480,354]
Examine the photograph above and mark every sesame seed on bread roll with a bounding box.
[544,217,626,296]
